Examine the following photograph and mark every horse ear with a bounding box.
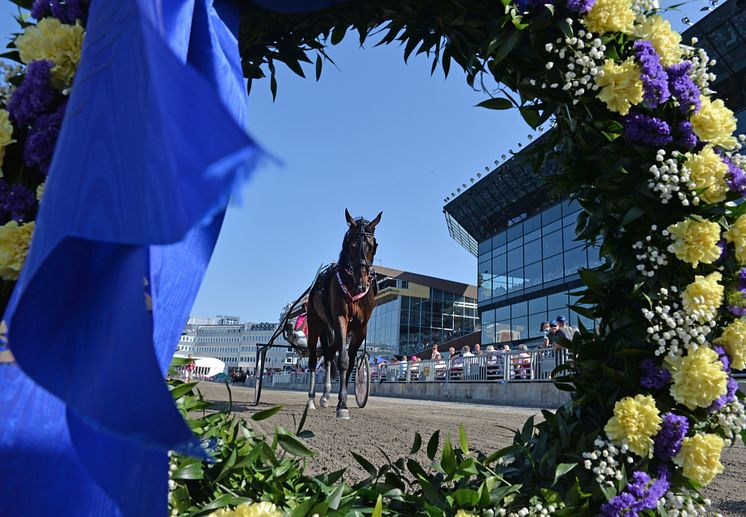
[369,211,382,230]
[345,208,355,227]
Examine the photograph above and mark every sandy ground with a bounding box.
[197,383,746,516]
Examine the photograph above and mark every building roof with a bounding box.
[443,133,560,256]
[375,265,477,299]
[683,0,746,114]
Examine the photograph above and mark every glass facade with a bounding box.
[477,199,602,345]
[366,284,478,357]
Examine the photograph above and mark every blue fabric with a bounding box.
[0,0,259,514]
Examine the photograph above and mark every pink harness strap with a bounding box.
[335,269,371,318]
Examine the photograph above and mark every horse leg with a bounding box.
[306,315,321,410]
[320,330,333,408]
[335,316,351,419]
[344,327,365,388]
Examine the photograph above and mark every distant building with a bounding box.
[366,266,479,357]
[176,316,295,374]
[443,0,746,349]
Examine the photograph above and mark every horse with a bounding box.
[306,209,382,419]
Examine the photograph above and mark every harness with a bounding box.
[335,266,376,320]
[335,224,378,321]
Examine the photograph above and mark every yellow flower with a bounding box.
[455,511,476,517]
[669,346,728,410]
[604,394,661,457]
[36,182,45,203]
[0,220,35,281]
[715,319,746,370]
[674,433,724,485]
[14,18,84,88]
[691,96,738,150]
[210,501,283,517]
[686,146,729,204]
[667,218,721,267]
[633,16,682,67]
[682,271,723,322]
[0,109,14,173]
[584,0,635,34]
[595,58,644,115]
[725,214,746,265]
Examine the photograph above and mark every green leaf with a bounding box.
[427,430,440,460]
[459,424,469,455]
[372,495,383,517]
[494,30,522,64]
[451,487,480,507]
[441,435,457,478]
[519,106,540,128]
[290,498,318,517]
[418,476,447,507]
[554,463,578,484]
[171,461,204,480]
[169,381,198,400]
[327,483,345,510]
[277,433,314,457]
[351,451,377,477]
[331,25,346,45]
[476,97,513,110]
[411,431,422,454]
[251,405,283,421]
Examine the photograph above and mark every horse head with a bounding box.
[342,208,382,292]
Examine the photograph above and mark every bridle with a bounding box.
[336,221,378,316]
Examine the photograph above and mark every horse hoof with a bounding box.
[319,397,329,408]
[336,409,350,420]
[307,399,316,410]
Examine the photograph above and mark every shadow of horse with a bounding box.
[305,209,381,419]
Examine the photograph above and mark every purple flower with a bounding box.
[24,101,67,175]
[729,305,746,317]
[600,470,670,516]
[567,0,595,13]
[31,0,87,24]
[667,62,701,114]
[6,60,60,128]
[633,41,670,107]
[721,152,746,198]
[640,358,671,389]
[712,344,732,372]
[0,180,37,225]
[623,112,673,147]
[654,413,688,461]
[676,120,699,150]
[710,376,739,412]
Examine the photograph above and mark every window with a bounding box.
[564,246,587,276]
[543,254,563,282]
[542,203,562,224]
[524,261,543,289]
[524,238,542,266]
[507,247,523,271]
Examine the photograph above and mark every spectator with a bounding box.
[431,344,442,361]
[514,344,532,379]
[546,320,562,351]
[462,345,474,357]
[556,315,576,340]
[540,321,551,347]
[473,343,482,356]
[448,346,457,360]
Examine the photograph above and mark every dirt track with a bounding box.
[197,384,746,516]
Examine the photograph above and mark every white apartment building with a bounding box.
[176,316,296,375]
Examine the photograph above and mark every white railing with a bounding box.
[374,349,569,383]
[270,349,571,388]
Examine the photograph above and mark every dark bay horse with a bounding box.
[306,209,382,419]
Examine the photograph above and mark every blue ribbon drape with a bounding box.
[0,0,354,515]
[1,0,257,514]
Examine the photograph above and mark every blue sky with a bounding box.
[0,1,714,322]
